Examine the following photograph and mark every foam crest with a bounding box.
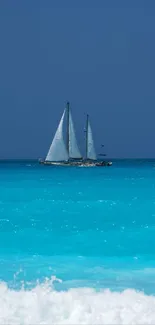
[0,277,155,324]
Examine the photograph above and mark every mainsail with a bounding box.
[45,109,69,162]
[86,115,97,160]
[69,110,82,159]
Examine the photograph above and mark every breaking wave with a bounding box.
[0,276,155,324]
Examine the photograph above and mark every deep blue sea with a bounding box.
[1,159,155,324]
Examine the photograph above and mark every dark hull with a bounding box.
[39,160,112,167]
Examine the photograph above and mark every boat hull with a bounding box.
[39,160,112,167]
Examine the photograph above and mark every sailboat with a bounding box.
[40,102,112,167]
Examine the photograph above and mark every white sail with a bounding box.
[45,110,69,162]
[87,119,97,160]
[69,110,82,159]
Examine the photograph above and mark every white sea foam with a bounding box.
[0,276,155,324]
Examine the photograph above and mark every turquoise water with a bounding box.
[1,160,155,324]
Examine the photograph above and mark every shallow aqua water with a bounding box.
[0,160,155,295]
[1,160,155,323]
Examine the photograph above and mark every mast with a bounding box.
[66,101,70,157]
[86,114,89,160]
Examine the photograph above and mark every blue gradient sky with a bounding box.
[0,0,155,158]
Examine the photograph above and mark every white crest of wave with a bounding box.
[0,276,155,324]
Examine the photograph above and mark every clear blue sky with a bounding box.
[0,0,155,158]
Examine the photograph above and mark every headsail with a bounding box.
[45,109,69,162]
[86,115,97,160]
[69,110,82,159]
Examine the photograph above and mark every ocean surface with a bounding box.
[1,159,155,323]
